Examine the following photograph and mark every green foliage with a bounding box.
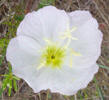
[0,8,23,96]
[98,64,109,70]
[0,65,20,96]
[39,0,55,8]
[14,15,24,22]
[0,10,24,66]
[0,39,8,49]
[2,15,24,38]
[78,91,83,100]
[0,39,9,66]
[94,77,104,100]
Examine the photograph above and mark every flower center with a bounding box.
[37,25,81,70]
[40,45,65,69]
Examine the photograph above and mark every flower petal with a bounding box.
[68,11,103,69]
[13,62,98,95]
[68,11,94,27]
[6,9,102,96]
[6,35,41,70]
[17,6,69,45]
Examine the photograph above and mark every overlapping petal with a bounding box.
[13,63,98,95]
[17,6,69,45]
[68,11,103,69]
[6,35,41,75]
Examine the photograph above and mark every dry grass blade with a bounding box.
[93,0,109,27]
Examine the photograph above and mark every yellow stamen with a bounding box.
[63,39,71,49]
[37,61,46,70]
[60,33,78,40]
[71,49,82,56]
[38,22,82,69]
[39,45,65,69]
[70,55,73,67]
[69,49,82,68]
[44,38,60,46]
[44,38,53,45]
[60,25,77,49]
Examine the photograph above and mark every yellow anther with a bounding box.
[60,25,77,49]
[60,26,77,49]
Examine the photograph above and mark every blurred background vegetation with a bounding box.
[0,0,109,100]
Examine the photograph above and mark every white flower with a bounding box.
[6,6,103,95]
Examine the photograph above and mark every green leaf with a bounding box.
[13,76,20,80]
[8,87,12,96]
[97,87,104,100]
[0,87,3,97]
[78,91,83,100]
[8,80,12,88]
[39,0,55,8]
[0,65,20,96]
[8,80,12,96]
[2,74,9,77]
[2,78,9,90]
[98,64,109,70]
[0,56,4,66]
[13,79,18,92]
[94,77,104,100]
[8,65,12,73]
[14,15,24,21]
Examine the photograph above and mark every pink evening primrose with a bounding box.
[6,6,103,95]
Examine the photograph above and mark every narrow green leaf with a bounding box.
[2,78,9,90]
[97,87,104,100]
[0,77,9,96]
[13,76,20,80]
[2,74,9,77]
[9,80,12,88]
[8,80,12,96]
[8,87,12,96]
[98,64,109,70]
[0,56,4,66]
[78,91,83,100]
[94,77,104,100]
[0,87,3,97]
[13,79,18,92]
[8,65,12,73]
